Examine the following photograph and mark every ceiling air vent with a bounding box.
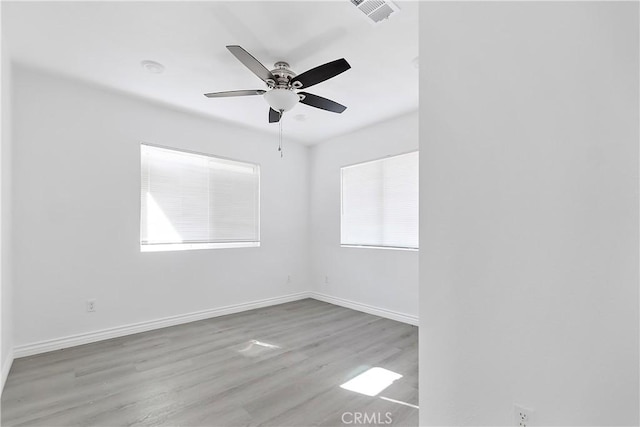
[350,0,400,24]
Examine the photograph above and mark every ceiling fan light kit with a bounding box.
[263,88,299,112]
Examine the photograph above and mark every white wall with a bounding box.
[419,2,639,425]
[1,38,14,390]
[310,111,418,322]
[12,65,310,348]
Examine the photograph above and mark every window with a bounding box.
[140,144,260,251]
[341,151,418,250]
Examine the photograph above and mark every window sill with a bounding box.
[340,244,418,252]
[141,242,260,252]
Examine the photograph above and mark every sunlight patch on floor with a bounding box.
[236,339,281,357]
[379,396,419,409]
[340,367,403,397]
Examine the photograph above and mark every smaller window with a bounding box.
[341,151,419,250]
[140,144,260,252]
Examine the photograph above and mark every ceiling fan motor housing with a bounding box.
[268,62,297,88]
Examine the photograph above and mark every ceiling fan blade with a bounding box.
[204,89,266,98]
[269,108,282,123]
[291,58,351,89]
[299,92,347,113]
[227,45,276,84]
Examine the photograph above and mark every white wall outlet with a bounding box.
[86,299,96,312]
[514,404,533,427]
[324,275,329,284]
[287,275,291,283]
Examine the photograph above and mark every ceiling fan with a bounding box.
[204,45,351,123]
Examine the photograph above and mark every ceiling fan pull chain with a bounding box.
[278,110,284,158]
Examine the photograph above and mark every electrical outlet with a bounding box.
[287,275,291,283]
[514,405,533,427]
[86,299,96,312]
[325,275,329,284]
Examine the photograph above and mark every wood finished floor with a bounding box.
[1,299,418,427]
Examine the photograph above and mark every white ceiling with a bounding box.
[2,1,418,145]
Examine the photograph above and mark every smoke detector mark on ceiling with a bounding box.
[350,0,400,24]
[141,60,165,74]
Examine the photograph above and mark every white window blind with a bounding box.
[341,151,418,250]
[140,144,260,251]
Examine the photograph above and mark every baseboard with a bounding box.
[13,291,417,359]
[13,292,311,358]
[309,292,418,326]
[1,349,14,394]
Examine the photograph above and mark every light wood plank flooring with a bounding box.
[1,299,418,426]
